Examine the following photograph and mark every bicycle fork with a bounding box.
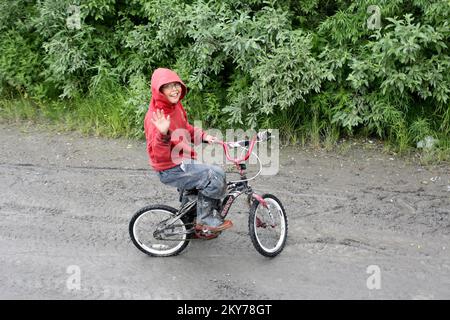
[252,193,277,228]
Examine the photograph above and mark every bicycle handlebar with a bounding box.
[213,130,272,164]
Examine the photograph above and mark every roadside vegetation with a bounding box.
[1,0,449,163]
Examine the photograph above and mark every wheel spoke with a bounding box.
[130,206,190,257]
[249,195,287,257]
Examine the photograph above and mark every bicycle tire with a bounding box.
[248,194,288,257]
[129,205,191,257]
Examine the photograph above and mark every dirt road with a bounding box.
[0,123,449,299]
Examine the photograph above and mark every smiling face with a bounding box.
[161,82,182,104]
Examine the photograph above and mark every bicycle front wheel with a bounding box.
[249,194,288,257]
[129,205,191,257]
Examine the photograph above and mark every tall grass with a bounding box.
[0,90,145,139]
[1,90,449,165]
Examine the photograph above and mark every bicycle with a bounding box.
[129,130,288,257]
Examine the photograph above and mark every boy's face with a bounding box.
[161,82,182,104]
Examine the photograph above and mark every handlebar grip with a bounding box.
[257,130,272,141]
[227,140,250,148]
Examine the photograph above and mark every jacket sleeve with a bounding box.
[144,115,172,164]
[181,106,206,145]
[151,128,172,163]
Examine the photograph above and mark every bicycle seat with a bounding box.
[177,188,198,195]
[184,188,198,195]
[178,188,198,203]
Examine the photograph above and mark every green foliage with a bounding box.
[0,1,42,97]
[123,73,151,138]
[0,0,449,157]
[247,30,332,120]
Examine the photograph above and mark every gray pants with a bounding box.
[158,161,227,227]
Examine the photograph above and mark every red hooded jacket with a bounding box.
[144,68,206,171]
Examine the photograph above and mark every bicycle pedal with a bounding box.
[194,230,220,240]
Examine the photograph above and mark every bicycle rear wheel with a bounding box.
[248,194,288,257]
[129,205,191,257]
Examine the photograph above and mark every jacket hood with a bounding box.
[150,68,187,112]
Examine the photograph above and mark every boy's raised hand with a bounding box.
[151,109,170,135]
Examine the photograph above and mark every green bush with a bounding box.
[0,0,449,159]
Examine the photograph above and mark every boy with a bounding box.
[144,68,233,232]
